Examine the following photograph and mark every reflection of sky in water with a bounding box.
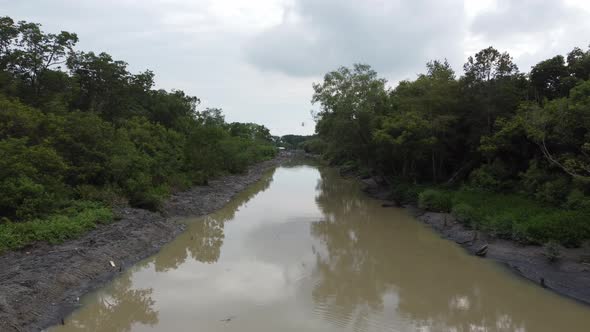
[52,165,590,332]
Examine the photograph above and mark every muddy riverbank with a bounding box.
[361,177,590,306]
[0,152,294,332]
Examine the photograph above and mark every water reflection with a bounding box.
[62,264,158,332]
[311,167,585,332]
[52,164,590,332]
[53,169,276,332]
[153,169,275,272]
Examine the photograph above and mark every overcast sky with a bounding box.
[2,0,590,135]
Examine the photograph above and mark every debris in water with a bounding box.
[109,260,116,268]
[220,315,236,323]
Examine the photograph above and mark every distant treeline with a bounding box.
[0,17,275,251]
[311,46,590,246]
[274,134,323,152]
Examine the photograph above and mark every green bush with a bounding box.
[418,189,453,212]
[389,181,425,204]
[544,241,562,262]
[520,160,550,194]
[300,137,327,154]
[483,212,515,238]
[563,189,590,210]
[75,184,126,206]
[0,138,69,220]
[515,210,589,247]
[534,177,570,205]
[469,166,500,191]
[451,203,476,227]
[446,188,590,246]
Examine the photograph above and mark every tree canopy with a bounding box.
[311,45,590,245]
[0,17,276,251]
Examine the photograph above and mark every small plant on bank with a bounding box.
[390,182,423,204]
[451,203,476,227]
[544,241,562,263]
[418,189,453,212]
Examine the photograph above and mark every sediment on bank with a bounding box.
[360,176,590,306]
[0,152,295,332]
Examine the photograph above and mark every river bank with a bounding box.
[361,177,590,305]
[0,152,295,332]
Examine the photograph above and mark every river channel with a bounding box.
[50,164,590,332]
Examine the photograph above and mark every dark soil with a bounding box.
[362,178,590,306]
[0,152,294,332]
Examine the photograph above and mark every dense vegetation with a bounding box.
[0,17,276,252]
[311,46,590,246]
[274,134,325,153]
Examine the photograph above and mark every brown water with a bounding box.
[51,165,590,332]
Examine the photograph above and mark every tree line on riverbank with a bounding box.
[310,46,590,247]
[0,17,276,252]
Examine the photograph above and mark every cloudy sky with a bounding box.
[2,0,590,135]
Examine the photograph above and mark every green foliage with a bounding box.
[564,189,590,210]
[389,181,424,204]
[312,44,590,246]
[469,163,508,191]
[515,210,589,247]
[0,138,68,219]
[534,177,570,205]
[418,189,453,212]
[0,16,277,251]
[448,189,590,246]
[451,203,476,227]
[300,137,327,154]
[0,202,112,253]
[483,213,516,238]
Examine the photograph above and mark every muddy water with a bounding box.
[51,165,590,332]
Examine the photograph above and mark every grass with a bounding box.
[0,201,113,253]
[397,184,590,247]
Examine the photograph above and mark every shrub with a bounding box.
[418,189,453,212]
[534,177,570,205]
[520,159,550,194]
[563,189,590,210]
[544,241,561,262]
[300,137,327,154]
[469,166,500,191]
[388,180,427,204]
[469,161,511,191]
[515,210,589,247]
[75,184,126,206]
[483,212,515,238]
[451,203,476,227]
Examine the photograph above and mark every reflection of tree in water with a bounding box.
[60,170,276,331]
[153,168,276,272]
[311,167,543,332]
[311,168,388,331]
[64,267,158,332]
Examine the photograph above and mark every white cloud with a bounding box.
[245,0,467,79]
[1,0,589,135]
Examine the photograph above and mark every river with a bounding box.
[50,164,590,332]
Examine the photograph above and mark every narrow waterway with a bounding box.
[51,164,590,332]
